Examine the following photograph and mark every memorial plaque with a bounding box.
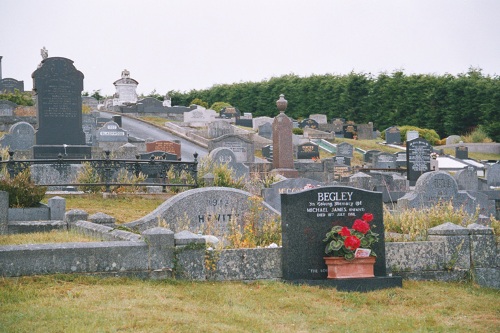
[32,57,85,145]
[406,137,431,184]
[333,164,351,181]
[298,118,319,129]
[297,142,319,159]
[281,186,386,280]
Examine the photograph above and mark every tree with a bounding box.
[190,98,209,109]
[210,102,232,112]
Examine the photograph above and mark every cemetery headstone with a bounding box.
[333,163,351,182]
[262,178,322,212]
[31,57,91,159]
[309,114,327,124]
[82,96,98,110]
[298,118,319,129]
[140,151,177,161]
[112,115,122,127]
[373,152,397,169]
[385,126,401,144]
[96,121,128,143]
[136,97,165,113]
[446,135,461,145]
[297,142,320,160]
[281,186,399,289]
[208,147,249,179]
[343,124,357,139]
[252,116,274,131]
[364,150,381,164]
[336,142,353,157]
[0,99,16,116]
[454,167,478,191]
[395,152,406,168]
[146,140,181,160]
[272,95,297,177]
[406,137,431,184]
[332,156,351,166]
[208,134,254,163]
[486,163,500,187]
[356,123,374,140]
[406,130,419,141]
[331,118,345,135]
[258,122,273,140]
[220,107,241,119]
[0,122,35,151]
[455,145,468,159]
[0,78,24,93]
[184,108,217,126]
[262,145,273,162]
[208,120,234,139]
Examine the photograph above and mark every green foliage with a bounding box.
[75,162,103,193]
[197,156,244,189]
[90,89,104,101]
[210,102,232,112]
[398,126,441,145]
[0,89,34,106]
[0,169,46,208]
[292,128,303,135]
[189,98,209,109]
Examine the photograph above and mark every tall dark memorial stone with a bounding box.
[281,186,401,291]
[32,57,91,158]
[406,137,431,185]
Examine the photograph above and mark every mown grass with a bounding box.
[0,230,95,246]
[0,275,498,333]
[43,194,169,225]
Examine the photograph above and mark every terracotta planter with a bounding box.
[323,256,376,279]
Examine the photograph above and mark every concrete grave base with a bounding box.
[285,276,403,292]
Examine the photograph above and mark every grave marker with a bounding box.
[385,126,401,144]
[146,140,181,160]
[336,142,353,157]
[297,142,319,160]
[406,137,431,184]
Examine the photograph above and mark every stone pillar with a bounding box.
[272,94,297,178]
[142,227,175,278]
[428,222,470,271]
[467,223,499,289]
[48,196,66,221]
[0,191,8,234]
[174,230,206,280]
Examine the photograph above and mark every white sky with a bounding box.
[1,0,499,97]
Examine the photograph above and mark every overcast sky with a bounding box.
[1,0,499,97]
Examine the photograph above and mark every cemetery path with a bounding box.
[100,112,208,161]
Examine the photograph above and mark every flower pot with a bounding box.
[323,256,375,279]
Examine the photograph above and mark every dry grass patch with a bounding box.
[0,276,498,332]
[0,230,95,246]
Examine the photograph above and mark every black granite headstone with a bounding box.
[455,146,468,159]
[406,137,431,184]
[281,186,386,281]
[262,145,273,162]
[32,57,85,145]
[297,142,320,159]
[298,118,319,129]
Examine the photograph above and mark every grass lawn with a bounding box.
[0,275,498,332]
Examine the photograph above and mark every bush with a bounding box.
[197,156,244,189]
[461,126,493,143]
[0,169,46,208]
[292,128,303,135]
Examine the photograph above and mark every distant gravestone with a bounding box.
[333,163,351,182]
[209,147,249,179]
[136,97,165,113]
[258,122,273,140]
[96,121,128,142]
[184,108,217,126]
[0,99,16,116]
[454,167,478,191]
[356,123,374,140]
[140,151,177,161]
[446,135,462,145]
[262,145,273,162]
[82,96,98,110]
[364,150,381,164]
[336,142,353,157]
[297,142,319,160]
[280,186,388,280]
[486,163,500,187]
[398,171,487,216]
[406,137,431,184]
[406,130,419,141]
[332,155,351,166]
[125,187,279,234]
[146,140,181,160]
[220,107,241,119]
[31,57,91,159]
[385,126,401,144]
[82,114,97,146]
[208,134,254,163]
[309,114,327,124]
[252,116,273,131]
[331,118,345,134]
[343,124,357,139]
[0,78,24,93]
[0,122,35,150]
[395,152,406,168]
[298,118,319,129]
[208,120,234,139]
[262,178,322,212]
[455,145,468,159]
[373,152,397,169]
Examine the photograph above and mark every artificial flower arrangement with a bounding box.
[324,213,379,260]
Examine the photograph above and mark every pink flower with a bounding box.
[352,219,370,234]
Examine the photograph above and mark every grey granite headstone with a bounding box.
[258,122,273,140]
[364,150,381,163]
[373,152,397,169]
[262,145,273,162]
[0,99,16,116]
[385,126,401,144]
[208,134,254,163]
[96,121,128,142]
[332,155,351,166]
[398,171,481,215]
[454,167,478,191]
[125,187,279,235]
[48,196,66,221]
[208,120,234,139]
[208,147,249,179]
[0,122,35,150]
[281,186,386,280]
[406,130,419,141]
[309,114,327,124]
[82,96,98,110]
[336,142,353,157]
[486,163,500,186]
[252,116,273,131]
[262,177,323,212]
[0,78,24,93]
[331,118,345,134]
[348,172,374,190]
[446,135,462,145]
